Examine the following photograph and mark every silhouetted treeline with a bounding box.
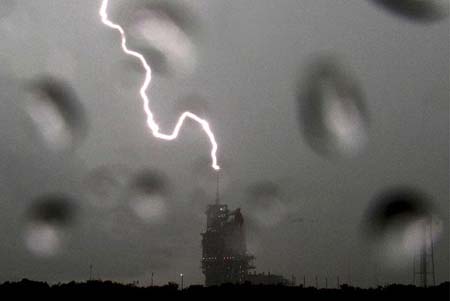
[0,279,448,300]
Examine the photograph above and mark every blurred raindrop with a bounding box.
[22,76,86,152]
[245,181,288,228]
[100,209,144,241]
[298,56,369,157]
[117,0,199,76]
[84,165,131,209]
[371,0,449,21]
[25,223,64,258]
[24,195,77,257]
[127,169,170,223]
[364,187,443,267]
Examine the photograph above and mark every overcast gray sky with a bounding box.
[0,0,448,287]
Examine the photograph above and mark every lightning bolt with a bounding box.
[99,0,220,170]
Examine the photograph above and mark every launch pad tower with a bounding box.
[201,178,254,286]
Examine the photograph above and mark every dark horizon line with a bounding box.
[1,278,449,289]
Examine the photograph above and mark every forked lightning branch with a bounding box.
[99,0,220,170]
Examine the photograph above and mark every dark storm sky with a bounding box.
[0,0,448,287]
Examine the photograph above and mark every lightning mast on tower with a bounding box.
[215,173,220,205]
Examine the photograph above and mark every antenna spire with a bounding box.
[215,172,220,205]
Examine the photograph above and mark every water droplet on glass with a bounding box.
[22,76,86,152]
[371,0,449,21]
[130,193,167,223]
[118,1,198,76]
[364,187,442,267]
[24,195,77,257]
[127,169,170,223]
[25,222,64,257]
[298,56,369,157]
[100,209,143,241]
[84,165,131,209]
[245,181,288,228]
